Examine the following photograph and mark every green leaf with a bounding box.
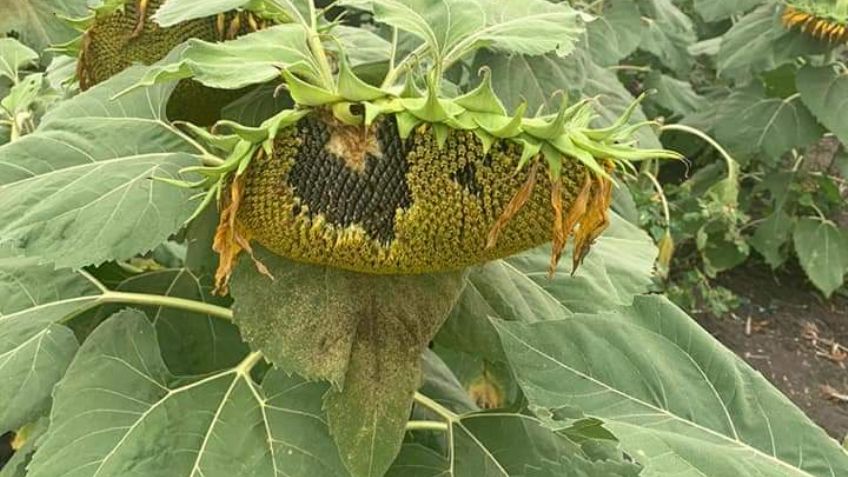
[0,38,38,82]
[581,61,662,149]
[793,218,848,297]
[495,295,848,476]
[751,210,794,269]
[644,71,706,116]
[437,214,657,362]
[714,82,824,161]
[0,252,102,433]
[27,310,350,477]
[717,4,829,81]
[583,0,641,66]
[386,444,449,477]
[332,25,393,71]
[797,65,848,147]
[443,0,586,62]
[637,0,696,74]
[153,0,251,26]
[130,25,320,91]
[1,73,44,116]
[230,248,466,477]
[0,68,202,268]
[694,0,764,22]
[110,269,247,375]
[0,0,87,53]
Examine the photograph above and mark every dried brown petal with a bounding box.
[486,161,540,249]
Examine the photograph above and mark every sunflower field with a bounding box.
[0,1,846,477]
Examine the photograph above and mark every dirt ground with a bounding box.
[698,261,848,440]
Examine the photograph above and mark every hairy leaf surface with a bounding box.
[797,65,848,147]
[0,68,201,268]
[496,295,848,476]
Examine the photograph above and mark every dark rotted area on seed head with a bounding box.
[287,116,413,244]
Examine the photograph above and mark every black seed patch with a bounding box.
[286,116,412,244]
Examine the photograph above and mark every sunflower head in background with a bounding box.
[782,0,848,42]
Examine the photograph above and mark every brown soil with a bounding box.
[697,261,848,439]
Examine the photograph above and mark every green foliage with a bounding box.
[1,1,847,477]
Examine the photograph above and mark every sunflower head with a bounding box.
[782,0,848,43]
[75,0,265,124]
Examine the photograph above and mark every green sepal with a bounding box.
[523,96,589,140]
[398,74,422,98]
[260,108,311,153]
[542,144,563,180]
[433,123,450,149]
[213,120,271,143]
[583,93,647,140]
[362,98,404,125]
[337,55,391,102]
[183,181,221,226]
[472,101,527,139]
[179,122,241,152]
[58,12,96,33]
[471,128,496,155]
[46,37,84,57]
[332,102,365,126]
[445,111,477,130]
[235,143,261,176]
[548,134,608,178]
[454,67,507,115]
[514,135,543,171]
[281,69,341,106]
[395,111,423,139]
[570,130,679,162]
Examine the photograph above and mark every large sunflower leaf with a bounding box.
[0,251,102,434]
[153,0,253,26]
[717,4,829,81]
[437,213,657,363]
[27,310,349,477]
[792,218,848,298]
[0,38,38,82]
[0,0,86,52]
[495,295,848,476]
[0,67,202,269]
[797,65,848,147]
[694,0,764,22]
[230,248,466,477]
[714,82,824,161]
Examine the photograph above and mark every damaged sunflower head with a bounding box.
[131,0,682,292]
[73,0,266,124]
[782,0,848,43]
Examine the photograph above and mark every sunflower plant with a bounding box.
[1,1,847,477]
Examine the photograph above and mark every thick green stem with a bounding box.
[99,291,234,320]
[405,420,449,432]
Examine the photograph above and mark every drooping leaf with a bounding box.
[129,25,320,91]
[0,38,38,82]
[797,65,848,147]
[717,4,829,81]
[0,0,87,53]
[437,213,657,363]
[0,67,202,269]
[0,251,102,434]
[27,310,349,477]
[714,82,824,161]
[583,0,641,66]
[694,0,764,22]
[750,210,794,269]
[793,218,848,297]
[495,295,848,476]
[230,248,466,477]
[332,25,393,71]
[637,0,696,75]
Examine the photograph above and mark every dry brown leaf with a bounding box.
[547,173,591,276]
[572,175,612,273]
[548,178,566,278]
[213,176,247,295]
[486,161,540,249]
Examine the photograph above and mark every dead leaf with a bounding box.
[486,161,540,249]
